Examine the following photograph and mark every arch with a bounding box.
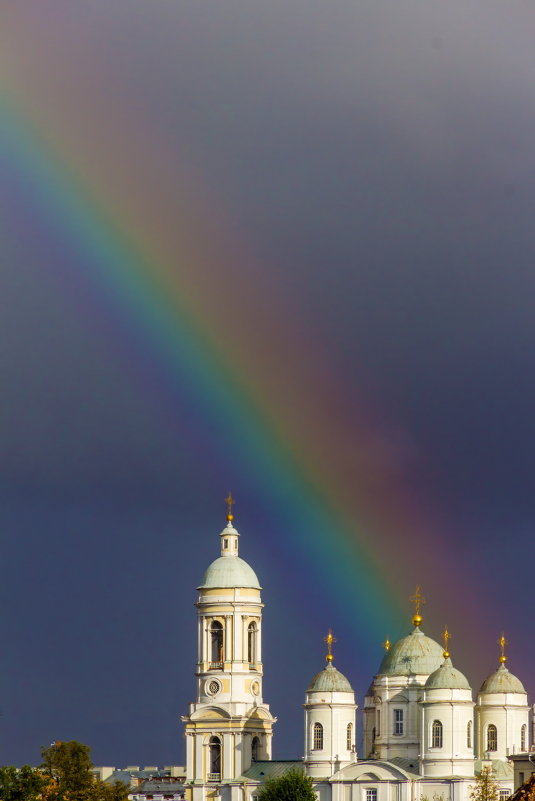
[252,736,260,762]
[487,724,498,752]
[521,724,527,752]
[248,621,257,664]
[313,722,323,750]
[210,621,223,664]
[346,722,353,751]
[467,720,472,749]
[432,720,443,748]
[209,736,221,777]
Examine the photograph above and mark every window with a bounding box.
[521,724,527,751]
[376,710,381,737]
[499,792,510,801]
[347,723,353,751]
[519,774,525,786]
[366,790,377,801]
[248,622,257,664]
[487,724,498,752]
[467,720,472,749]
[209,736,221,777]
[313,722,323,750]
[252,736,260,762]
[224,538,228,549]
[210,621,224,663]
[432,720,443,748]
[394,709,404,736]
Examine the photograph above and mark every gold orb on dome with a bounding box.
[412,614,423,627]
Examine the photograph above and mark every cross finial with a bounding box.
[442,625,451,659]
[498,632,507,664]
[324,629,336,663]
[383,636,391,652]
[410,585,426,627]
[225,492,235,522]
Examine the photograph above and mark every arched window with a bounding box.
[209,736,221,778]
[487,724,498,752]
[432,720,443,748]
[521,724,527,752]
[210,621,223,663]
[346,723,353,751]
[248,622,257,664]
[467,720,472,749]
[313,722,323,750]
[252,736,260,762]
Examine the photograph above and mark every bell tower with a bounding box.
[182,497,276,794]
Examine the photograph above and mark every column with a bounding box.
[224,616,232,662]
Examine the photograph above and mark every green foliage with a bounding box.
[0,765,48,801]
[257,769,316,801]
[0,741,129,801]
[470,766,500,801]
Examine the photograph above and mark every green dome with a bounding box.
[425,657,471,690]
[199,556,260,589]
[308,663,353,693]
[479,664,526,695]
[378,627,444,676]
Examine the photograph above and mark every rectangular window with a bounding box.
[394,709,404,736]
[499,792,509,801]
[366,789,378,801]
[518,774,524,786]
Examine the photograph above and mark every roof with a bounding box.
[479,664,526,695]
[378,627,444,676]
[474,760,514,780]
[389,757,421,779]
[242,761,304,781]
[425,657,471,690]
[509,772,535,801]
[199,555,260,589]
[307,662,353,693]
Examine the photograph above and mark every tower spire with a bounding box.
[225,492,235,523]
[442,625,451,659]
[410,585,426,627]
[324,629,336,663]
[498,632,507,664]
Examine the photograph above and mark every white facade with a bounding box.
[182,519,276,798]
[184,517,531,801]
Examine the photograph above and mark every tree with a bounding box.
[257,769,317,801]
[0,765,48,801]
[40,741,128,801]
[470,766,500,801]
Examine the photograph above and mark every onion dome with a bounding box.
[479,664,526,695]
[378,627,444,676]
[425,657,471,690]
[308,662,353,693]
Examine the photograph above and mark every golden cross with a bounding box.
[442,625,451,658]
[383,636,391,652]
[225,492,235,522]
[410,585,426,626]
[324,629,336,662]
[498,632,507,664]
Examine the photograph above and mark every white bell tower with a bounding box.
[182,496,276,795]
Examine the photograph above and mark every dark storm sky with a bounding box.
[1,0,535,768]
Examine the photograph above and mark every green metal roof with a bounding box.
[425,657,471,690]
[242,761,304,781]
[378,627,444,677]
[307,663,353,693]
[479,664,526,695]
[199,556,261,589]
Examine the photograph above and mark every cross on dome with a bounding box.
[324,629,336,663]
[410,585,426,627]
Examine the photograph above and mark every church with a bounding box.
[181,505,531,801]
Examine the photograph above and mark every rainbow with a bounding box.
[0,29,499,683]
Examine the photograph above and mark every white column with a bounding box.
[257,618,262,664]
[195,735,204,781]
[224,616,232,662]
